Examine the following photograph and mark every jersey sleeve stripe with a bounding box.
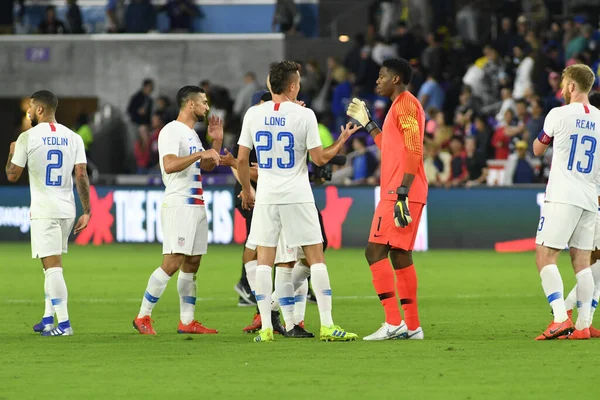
[537,130,552,144]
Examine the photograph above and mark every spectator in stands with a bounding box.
[433,111,453,149]
[481,43,505,106]
[497,17,518,58]
[464,136,488,188]
[38,6,67,34]
[545,71,563,110]
[371,35,398,66]
[469,114,492,159]
[127,78,154,126]
[418,72,445,118]
[356,48,379,95]
[495,86,516,123]
[66,0,85,34]
[344,33,366,77]
[148,112,164,170]
[158,0,202,33]
[125,0,156,33]
[421,33,446,82]
[491,109,514,160]
[154,95,175,123]
[526,97,545,152]
[512,46,535,99]
[75,113,93,155]
[272,0,300,35]
[301,60,324,104]
[565,23,592,60]
[233,72,260,120]
[455,85,481,124]
[348,136,378,185]
[390,21,417,61]
[316,113,334,148]
[331,71,353,130]
[106,0,126,33]
[424,140,451,187]
[447,136,468,187]
[502,140,536,185]
[0,0,24,35]
[134,125,151,174]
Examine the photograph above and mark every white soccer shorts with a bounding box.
[247,203,323,249]
[246,232,298,265]
[594,210,600,251]
[31,218,75,259]
[161,206,208,256]
[536,202,595,251]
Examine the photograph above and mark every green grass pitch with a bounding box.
[0,243,598,399]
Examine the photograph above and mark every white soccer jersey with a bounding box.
[237,101,322,205]
[158,120,205,207]
[11,122,86,219]
[543,103,600,211]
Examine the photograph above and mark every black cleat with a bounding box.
[271,310,286,335]
[283,325,315,338]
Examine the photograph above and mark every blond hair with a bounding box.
[562,64,595,94]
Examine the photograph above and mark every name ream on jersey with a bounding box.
[42,137,69,146]
[576,119,596,130]
[265,117,286,126]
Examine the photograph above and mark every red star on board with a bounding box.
[75,186,114,246]
[320,186,353,249]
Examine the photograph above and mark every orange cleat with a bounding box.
[133,316,156,335]
[535,319,574,340]
[177,320,218,334]
[567,328,591,340]
[588,326,600,338]
[243,313,262,333]
[298,320,305,329]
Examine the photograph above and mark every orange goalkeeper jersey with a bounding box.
[375,91,428,204]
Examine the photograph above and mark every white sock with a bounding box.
[138,267,171,318]
[540,264,567,323]
[270,291,279,312]
[275,267,295,331]
[591,261,600,323]
[575,268,594,330]
[294,279,308,325]
[43,274,54,320]
[178,272,197,325]
[244,260,258,294]
[292,260,311,291]
[255,265,273,330]
[310,263,334,327]
[45,267,69,326]
[564,285,577,312]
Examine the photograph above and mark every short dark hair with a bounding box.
[590,92,600,108]
[143,78,154,87]
[269,61,300,95]
[261,92,272,102]
[31,90,58,112]
[382,58,413,85]
[176,85,205,109]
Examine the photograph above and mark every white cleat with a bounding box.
[363,321,408,341]
[404,327,424,340]
[41,326,73,337]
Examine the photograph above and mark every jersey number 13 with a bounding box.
[568,134,597,174]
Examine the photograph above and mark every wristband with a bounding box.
[396,186,409,199]
[365,120,380,133]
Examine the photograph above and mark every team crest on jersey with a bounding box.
[178,237,185,247]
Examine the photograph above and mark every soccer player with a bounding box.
[532,64,600,340]
[562,90,600,338]
[346,58,427,340]
[132,85,222,335]
[237,60,359,342]
[5,90,90,337]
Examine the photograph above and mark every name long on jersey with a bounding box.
[238,101,323,205]
[158,120,205,207]
[543,102,600,212]
[11,122,86,219]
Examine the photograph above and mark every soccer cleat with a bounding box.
[41,324,73,337]
[283,325,315,338]
[33,317,55,333]
[271,310,286,335]
[177,320,218,334]
[237,297,256,307]
[234,282,256,305]
[558,328,591,340]
[243,313,262,333]
[320,325,358,342]
[298,320,305,329]
[254,328,274,342]
[133,316,157,335]
[306,287,317,304]
[406,327,424,340]
[589,326,600,338]
[535,319,574,340]
[567,309,573,320]
[363,322,408,341]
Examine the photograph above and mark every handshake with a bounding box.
[346,98,380,134]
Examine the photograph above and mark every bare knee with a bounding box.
[41,255,62,270]
[161,254,185,276]
[276,261,295,269]
[365,243,389,265]
[242,247,257,264]
[302,243,325,266]
[570,248,591,274]
[390,249,413,270]
[535,245,560,272]
[181,255,201,274]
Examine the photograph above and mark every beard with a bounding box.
[29,114,38,127]
[194,113,205,122]
[564,90,571,104]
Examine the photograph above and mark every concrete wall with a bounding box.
[0,34,285,111]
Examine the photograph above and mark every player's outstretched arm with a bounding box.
[5,141,24,183]
[73,163,91,234]
[201,115,224,171]
[346,98,382,146]
[237,145,255,210]
[309,122,360,167]
[163,149,220,174]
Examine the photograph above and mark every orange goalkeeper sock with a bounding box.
[395,265,420,330]
[370,259,402,326]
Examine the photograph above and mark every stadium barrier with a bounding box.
[0,185,546,251]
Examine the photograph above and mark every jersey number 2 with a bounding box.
[45,149,63,186]
[255,131,295,169]
[568,134,597,174]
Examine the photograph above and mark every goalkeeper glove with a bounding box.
[394,186,412,228]
[346,98,380,133]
